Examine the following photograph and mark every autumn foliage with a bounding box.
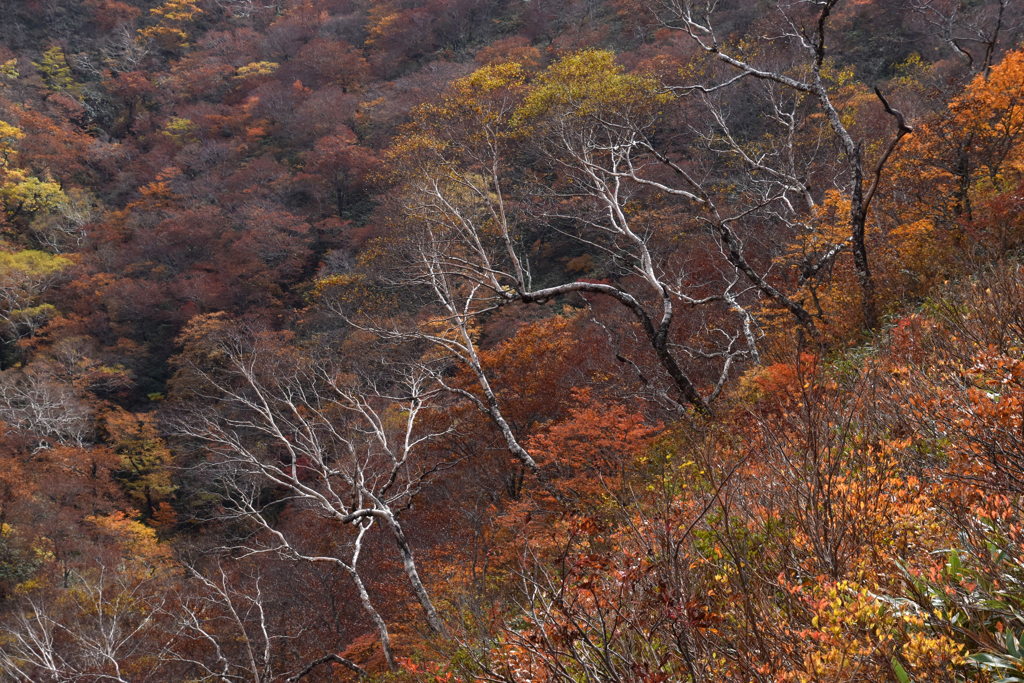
[5,0,1024,680]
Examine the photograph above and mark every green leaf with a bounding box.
[971,652,1018,669]
[948,549,962,576]
[1006,630,1021,659]
[891,658,911,683]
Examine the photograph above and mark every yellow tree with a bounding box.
[138,0,203,51]
[0,121,23,168]
[0,249,72,338]
[32,46,80,95]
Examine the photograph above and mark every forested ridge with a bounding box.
[3,0,1024,679]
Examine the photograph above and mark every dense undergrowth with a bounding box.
[398,260,1024,681]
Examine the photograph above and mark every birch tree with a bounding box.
[654,0,914,327]
[171,320,451,671]
[383,55,768,416]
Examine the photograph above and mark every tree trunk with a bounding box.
[348,568,396,670]
[385,514,447,636]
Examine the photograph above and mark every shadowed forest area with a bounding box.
[4,0,1024,679]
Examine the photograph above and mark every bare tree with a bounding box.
[159,559,369,682]
[0,566,171,682]
[163,562,284,683]
[173,327,452,670]
[28,189,93,254]
[655,0,914,328]
[0,364,92,450]
[100,26,151,73]
[382,56,769,416]
[911,0,1021,77]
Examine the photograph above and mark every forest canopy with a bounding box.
[3,0,1024,680]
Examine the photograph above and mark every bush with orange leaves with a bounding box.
[404,261,1024,682]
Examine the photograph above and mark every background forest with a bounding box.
[2,0,1024,680]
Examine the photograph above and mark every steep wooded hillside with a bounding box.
[2,0,1024,680]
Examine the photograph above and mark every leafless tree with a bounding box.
[383,59,771,417]
[654,0,914,328]
[156,559,368,681]
[28,189,93,254]
[0,365,92,450]
[911,0,1021,76]
[0,566,171,682]
[173,329,452,670]
[212,0,284,21]
[100,26,151,72]
[162,562,285,683]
